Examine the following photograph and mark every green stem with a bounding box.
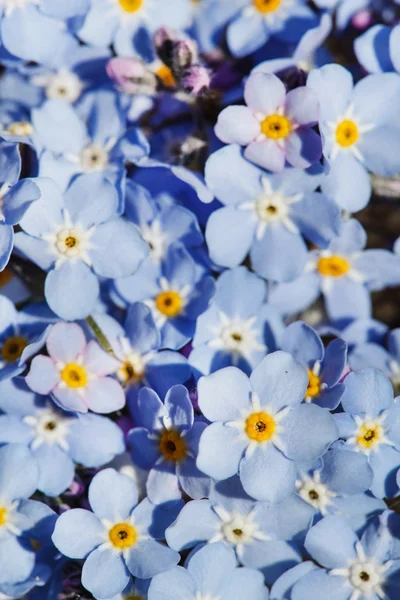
[85,316,116,357]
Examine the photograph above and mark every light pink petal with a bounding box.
[244,72,286,115]
[53,387,88,413]
[84,378,125,414]
[83,341,120,377]
[26,355,59,394]
[285,87,319,126]
[215,106,259,145]
[46,322,86,362]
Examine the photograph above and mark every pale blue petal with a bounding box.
[52,508,104,559]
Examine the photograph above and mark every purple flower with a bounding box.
[215,72,322,172]
[26,322,125,414]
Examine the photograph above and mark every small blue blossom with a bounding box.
[94,302,191,403]
[205,144,340,281]
[269,219,400,324]
[291,515,400,600]
[196,351,338,502]
[190,266,284,376]
[166,475,313,584]
[32,94,149,193]
[148,542,268,600]
[15,175,149,320]
[129,384,210,504]
[114,243,215,350]
[281,321,347,409]
[225,0,318,58]
[336,368,400,498]
[124,180,204,266]
[79,0,193,57]
[0,377,125,496]
[307,64,400,211]
[52,468,181,599]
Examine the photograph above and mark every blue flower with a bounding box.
[335,368,400,499]
[0,139,41,270]
[307,64,400,211]
[196,351,338,502]
[295,444,384,532]
[215,73,322,172]
[124,180,204,266]
[0,377,125,496]
[15,175,149,320]
[281,321,347,409]
[190,266,284,376]
[148,542,268,600]
[291,515,400,600]
[30,44,111,105]
[94,302,191,404]
[0,296,51,382]
[52,468,181,599]
[225,0,317,58]
[31,95,149,192]
[129,384,210,504]
[79,0,193,57]
[205,144,340,282]
[114,243,215,350]
[26,322,125,414]
[0,444,57,589]
[269,219,400,324]
[166,475,313,584]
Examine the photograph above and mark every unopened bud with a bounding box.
[172,39,198,72]
[106,57,157,95]
[154,27,179,68]
[181,65,211,96]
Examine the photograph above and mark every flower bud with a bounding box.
[181,65,211,96]
[106,57,157,95]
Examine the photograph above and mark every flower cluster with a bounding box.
[2,1,400,599]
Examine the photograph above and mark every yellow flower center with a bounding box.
[0,269,13,287]
[155,291,183,318]
[7,121,33,136]
[155,64,176,88]
[159,429,187,462]
[306,370,321,398]
[0,507,7,526]
[336,119,359,147]
[64,236,77,248]
[261,114,292,139]
[118,0,143,12]
[317,256,350,277]
[125,596,143,600]
[253,0,281,13]
[245,411,276,442]
[357,424,383,450]
[60,363,88,388]
[109,523,138,549]
[1,336,28,363]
